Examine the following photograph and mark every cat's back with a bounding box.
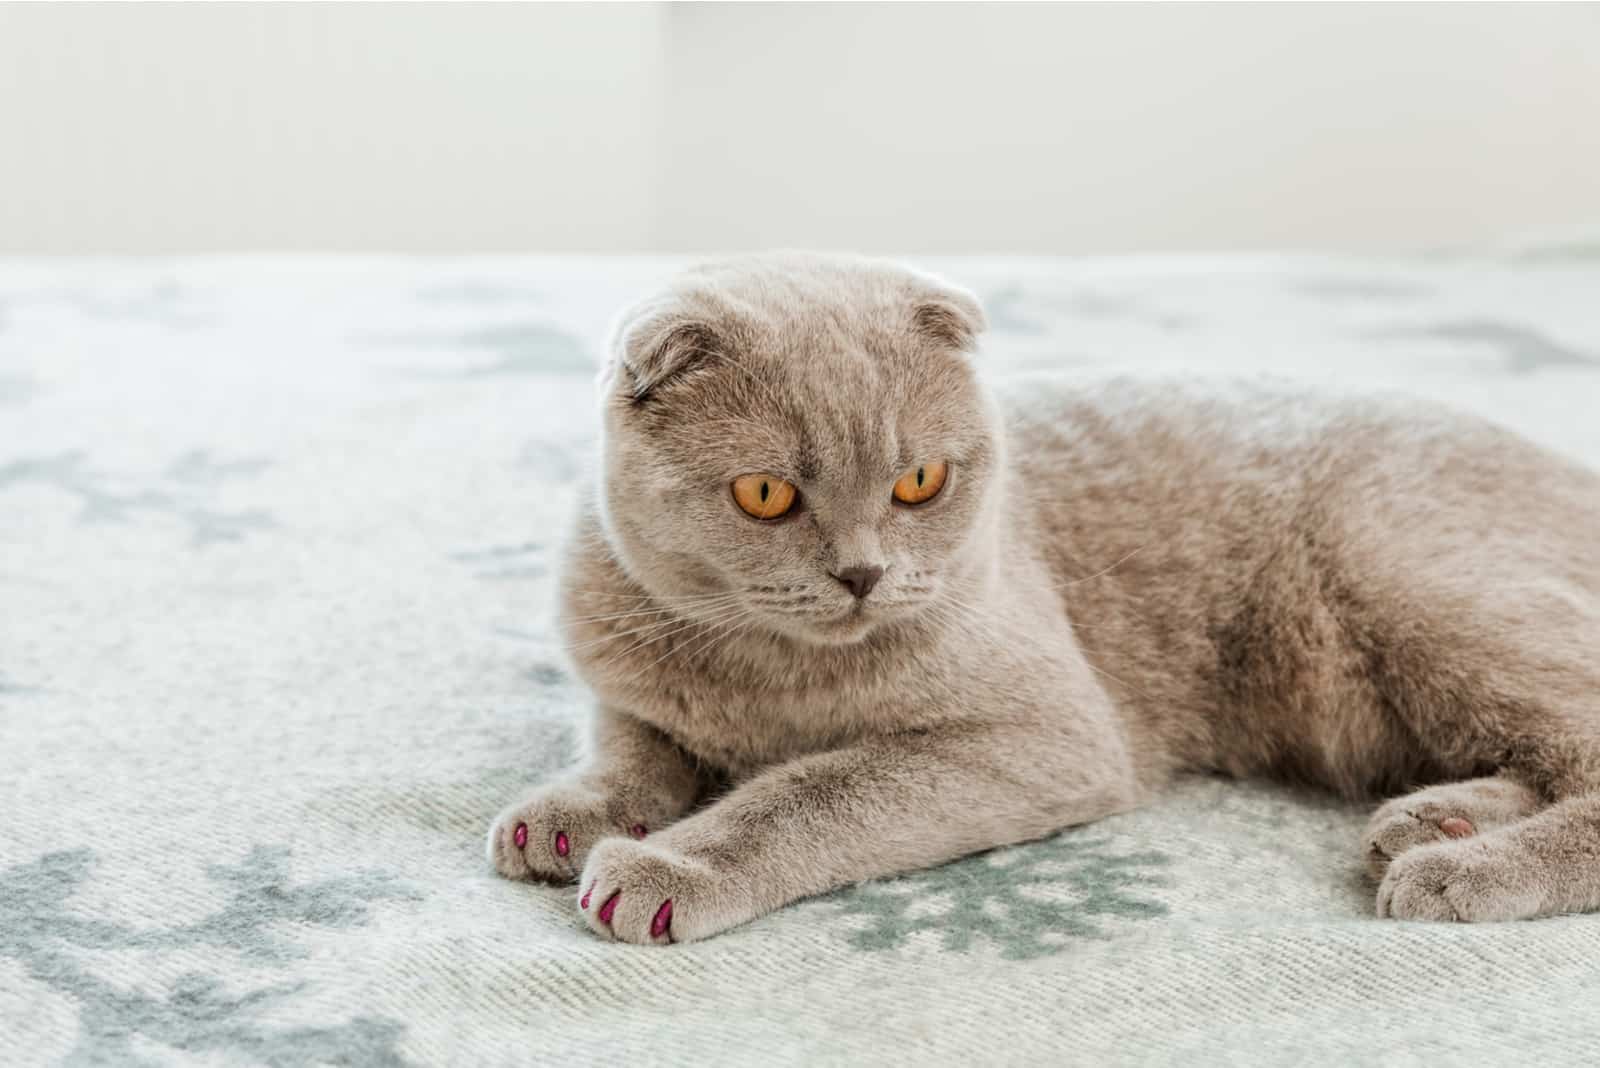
[993,373,1600,571]
[994,375,1374,589]
[997,373,1456,483]
[1009,363,1600,800]
[991,373,1600,787]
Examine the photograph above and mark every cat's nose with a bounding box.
[831,565,884,600]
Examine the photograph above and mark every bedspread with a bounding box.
[4,244,1600,1065]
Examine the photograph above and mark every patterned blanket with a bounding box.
[4,246,1600,1065]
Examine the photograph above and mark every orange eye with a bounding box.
[732,474,798,520]
[893,461,948,505]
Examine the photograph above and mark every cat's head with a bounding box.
[593,253,1001,646]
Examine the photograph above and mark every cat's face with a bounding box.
[594,254,1000,646]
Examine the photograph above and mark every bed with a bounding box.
[4,242,1600,1064]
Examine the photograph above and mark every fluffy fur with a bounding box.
[488,252,1600,942]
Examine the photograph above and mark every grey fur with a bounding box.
[488,252,1600,942]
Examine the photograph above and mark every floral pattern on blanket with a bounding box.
[830,834,1172,959]
[0,849,415,1066]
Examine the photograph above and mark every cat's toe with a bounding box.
[1363,803,1477,880]
[1375,846,1462,921]
[486,807,538,880]
[1375,841,1542,923]
[578,838,719,945]
[486,786,618,883]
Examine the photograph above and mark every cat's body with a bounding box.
[1013,377,1600,801]
[489,254,1600,942]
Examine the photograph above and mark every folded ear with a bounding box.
[909,278,988,354]
[604,298,725,405]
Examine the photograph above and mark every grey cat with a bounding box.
[488,252,1600,943]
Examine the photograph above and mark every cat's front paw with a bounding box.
[1375,840,1544,922]
[487,783,650,884]
[576,837,739,945]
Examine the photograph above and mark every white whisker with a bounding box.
[1046,543,1150,592]
[583,601,750,672]
[617,604,757,689]
[561,609,722,653]
[560,591,743,627]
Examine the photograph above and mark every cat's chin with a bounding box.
[771,606,888,647]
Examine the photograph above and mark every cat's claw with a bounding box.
[651,899,673,939]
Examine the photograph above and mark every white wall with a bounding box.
[2,3,1597,254]
[662,3,1600,254]
[0,4,667,253]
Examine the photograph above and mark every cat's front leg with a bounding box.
[487,707,705,883]
[574,720,1139,943]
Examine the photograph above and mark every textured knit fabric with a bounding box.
[4,248,1600,1066]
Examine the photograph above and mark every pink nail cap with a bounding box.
[580,882,595,910]
[513,823,528,849]
[651,899,673,939]
[598,891,621,925]
[630,823,648,839]
[554,831,570,857]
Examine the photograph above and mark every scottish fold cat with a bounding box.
[489,253,1600,942]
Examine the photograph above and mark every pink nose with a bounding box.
[831,565,884,600]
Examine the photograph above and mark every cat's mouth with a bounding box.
[747,584,932,645]
[784,598,913,645]
[798,611,876,645]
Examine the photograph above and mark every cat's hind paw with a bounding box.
[1364,805,1477,880]
[1362,777,1540,880]
[1375,839,1544,922]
